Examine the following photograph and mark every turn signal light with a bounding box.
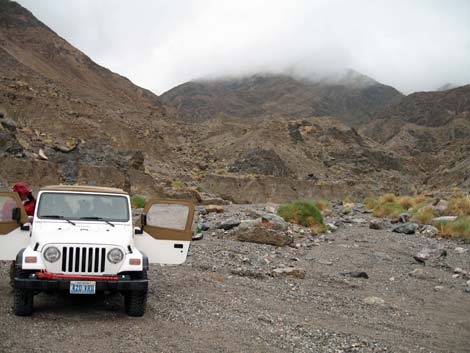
[25,256,37,263]
[129,258,141,266]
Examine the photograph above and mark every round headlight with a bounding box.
[107,248,124,264]
[44,246,61,263]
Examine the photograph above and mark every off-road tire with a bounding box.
[13,266,34,316]
[14,287,33,316]
[124,290,147,317]
[124,270,148,317]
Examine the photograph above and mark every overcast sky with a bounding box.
[17,0,470,95]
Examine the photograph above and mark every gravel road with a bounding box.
[0,205,469,353]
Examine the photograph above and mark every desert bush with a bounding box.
[373,202,405,218]
[413,194,431,204]
[445,196,470,217]
[278,200,326,233]
[410,206,434,224]
[171,181,184,189]
[397,196,416,210]
[196,185,204,192]
[313,199,329,212]
[130,195,146,209]
[379,193,396,204]
[434,216,470,239]
[363,197,378,210]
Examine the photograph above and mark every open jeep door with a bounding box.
[0,192,30,260]
[135,199,195,264]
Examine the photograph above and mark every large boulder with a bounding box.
[235,226,293,246]
[392,223,419,234]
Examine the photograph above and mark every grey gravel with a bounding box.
[0,204,469,353]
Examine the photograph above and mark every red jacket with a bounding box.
[24,199,36,217]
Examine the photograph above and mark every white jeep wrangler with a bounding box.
[0,185,194,317]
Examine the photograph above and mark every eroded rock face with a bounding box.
[0,130,22,157]
[228,149,291,177]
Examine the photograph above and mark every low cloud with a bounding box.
[18,0,470,94]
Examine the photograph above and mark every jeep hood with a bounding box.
[31,221,133,251]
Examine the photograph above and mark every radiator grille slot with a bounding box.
[61,246,107,273]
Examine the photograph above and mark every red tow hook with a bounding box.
[36,270,119,281]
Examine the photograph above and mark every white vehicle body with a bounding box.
[0,185,195,317]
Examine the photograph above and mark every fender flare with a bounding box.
[15,248,26,270]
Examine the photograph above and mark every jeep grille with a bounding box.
[61,246,106,273]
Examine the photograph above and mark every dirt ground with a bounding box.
[0,205,469,353]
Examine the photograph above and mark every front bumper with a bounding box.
[15,277,148,292]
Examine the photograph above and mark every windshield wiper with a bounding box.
[79,217,115,227]
[41,215,76,226]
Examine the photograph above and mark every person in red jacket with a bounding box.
[12,182,36,217]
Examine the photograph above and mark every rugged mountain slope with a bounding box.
[361,85,470,189]
[161,72,402,126]
[0,0,467,201]
[0,0,185,193]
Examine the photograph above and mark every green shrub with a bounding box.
[196,185,204,192]
[130,195,146,209]
[410,206,434,224]
[397,196,416,210]
[434,216,470,239]
[373,202,405,218]
[364,197,378,210]
[278,200,326,233]
[171,181,184,189]
[445,196,470,216]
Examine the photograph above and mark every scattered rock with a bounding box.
[264,203,278,214]
[350,218,367,224]
[433,216,457,222]
[38,148,48,160]
[217,218,241,231]
[231,268,266,279]
[317,259,333,266]
[419,225,439,237]
[261,213,288,231]
[454,247,467,254]
[433,199,449,214]
[414,245,446,263]
[340,271,369,279]
[409,268,428,280]
[237,219,260,231]
[363,296,385,305]
[236,227,293,247]
[398,213,410,223]
[327,223,338,232]
[434,286,445,291]
[205,205,225,213]
[272,267,306,279]
[369,219,384,230]
[0,118,17,132]
[392,223,418,234]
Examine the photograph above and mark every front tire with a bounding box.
[124,290,147,317]
[14,287,33,316]
[124,270,148,317]
[13,266,34,316]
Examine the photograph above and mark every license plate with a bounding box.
[70,281,96,295]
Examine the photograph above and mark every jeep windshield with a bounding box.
[37,192,129,222]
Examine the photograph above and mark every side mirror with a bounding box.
[12,207,21,224]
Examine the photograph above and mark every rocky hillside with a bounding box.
[0,0,187,194]
[161,71,403,127]
[0,0,468,201]
[361,85,470,190]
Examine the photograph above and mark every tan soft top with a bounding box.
[40,185,128,195]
